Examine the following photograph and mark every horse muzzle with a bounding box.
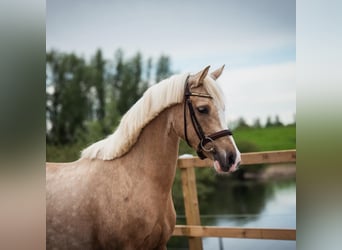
[213,149,241,173]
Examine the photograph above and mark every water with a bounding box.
[169,177,296,250]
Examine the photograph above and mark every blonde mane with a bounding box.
[81,72,225,160]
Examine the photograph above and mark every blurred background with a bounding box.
[3,0,342,249]
[46,0,296,159]
[46,1,296,249]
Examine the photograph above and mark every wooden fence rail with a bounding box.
[173,149,296,250]
[173,225,296,240]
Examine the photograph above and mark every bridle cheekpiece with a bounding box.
[183,76,233,159]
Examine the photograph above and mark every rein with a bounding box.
[183,77,233,159]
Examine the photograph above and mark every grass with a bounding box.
[233,124,296,152]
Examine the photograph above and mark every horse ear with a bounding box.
[210,65,225,80]
[190,65,211,88]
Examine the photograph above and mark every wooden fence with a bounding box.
[172,149,296,250]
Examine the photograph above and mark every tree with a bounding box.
[114,51,147,116]
[145,57,152,85]
[265,116,273,127]
[253,118,262,128]
[274,115,283,126]
[46,51,90,144]
[236,117,250,129]
[91,49,106,126]
[46,49,174,147]
[155,55,172,83]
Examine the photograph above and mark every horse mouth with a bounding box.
[213,154,240,173]
[213,160,224,172]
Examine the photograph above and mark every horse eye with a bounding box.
[197,106,209,114]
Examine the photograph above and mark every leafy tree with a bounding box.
[145,57,153,84]
[274,115,283,127]
[236,117,250,129]
[46,51,90,144]
[265,116,273,127]
[46,49,173,150]
[155,55,172,83]
[253,118,262,128]
[114,52,147,115]
[90,49,106,127]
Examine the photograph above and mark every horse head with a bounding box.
[174,65,241,173]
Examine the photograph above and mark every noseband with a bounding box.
[183,77,233,159]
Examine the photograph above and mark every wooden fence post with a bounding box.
[174,150,297,245]
[180,166,203,250]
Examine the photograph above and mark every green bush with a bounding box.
[46,143,83,162]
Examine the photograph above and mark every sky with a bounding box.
[46,0,296,126]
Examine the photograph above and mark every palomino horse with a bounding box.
[46,65,241,250]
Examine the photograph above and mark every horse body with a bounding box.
[47,107,180,250]
[46,66,241,249]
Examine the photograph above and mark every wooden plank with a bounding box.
[180,167,203,250]
[173,225,296,241]
[175,149,297,247]
[177,150,296,168]
[178,157,211,168]
[241,150,296,165]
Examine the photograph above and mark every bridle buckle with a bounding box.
[200,136,216,153]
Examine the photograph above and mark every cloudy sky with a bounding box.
[46,0,296,126]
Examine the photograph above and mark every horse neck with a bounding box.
[121,106,180,194]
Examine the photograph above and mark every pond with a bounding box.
[168,175,296,250]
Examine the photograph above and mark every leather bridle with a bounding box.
[183,77,233,159]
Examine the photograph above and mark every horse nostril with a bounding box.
[227,152,236,166]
